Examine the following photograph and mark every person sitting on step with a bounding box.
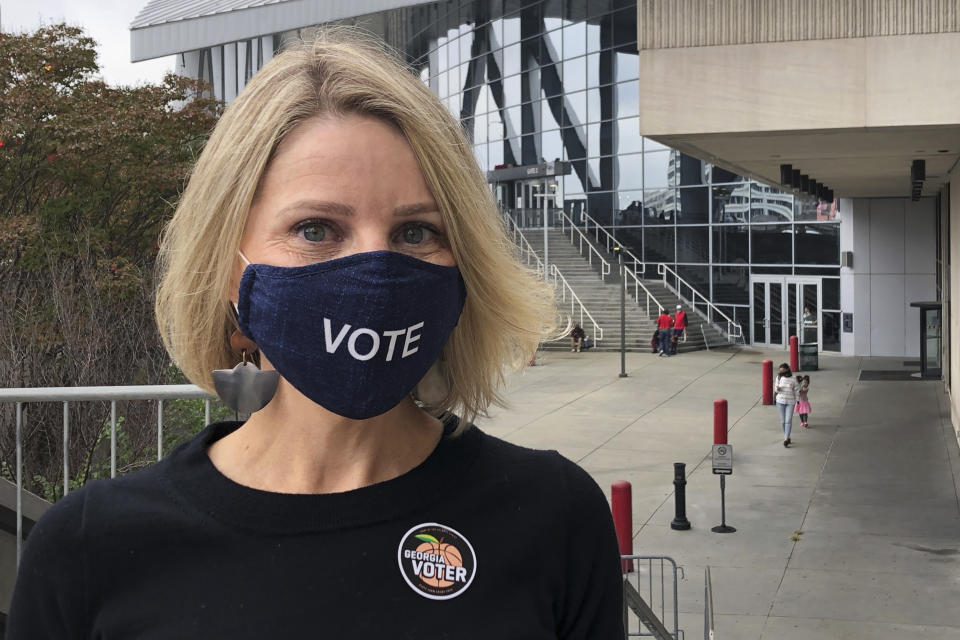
[569,323,586,353]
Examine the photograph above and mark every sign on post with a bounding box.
[712,444,733,475]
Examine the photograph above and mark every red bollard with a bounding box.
[762,360,774,405]
[714,399,728,444]
[611,481,634,572]
[789,335,799,372]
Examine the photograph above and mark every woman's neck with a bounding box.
[206,379,444,495]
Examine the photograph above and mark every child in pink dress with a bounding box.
[794,375,812,427]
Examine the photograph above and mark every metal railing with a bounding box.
[657,263,743,343]
[581,211,647,275]
[502,212,545,276]
[502,211,605,344]
[575,212,743,344]
[621,264,665,318]
[622,555,684,639]
[550,264,603,343]
[578,212,669,315]
[704,566,715,640]
[2,384,215,565]
[558,210,612,281]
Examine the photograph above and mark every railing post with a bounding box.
[110,400,117,478]
[63,401,69,496]
[705,566,715,640]
[157,399,164,461]
[16,402,23,565]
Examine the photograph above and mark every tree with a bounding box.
[0,24,225,500]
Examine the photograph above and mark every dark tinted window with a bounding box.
[795,224,839,265]
[713,225,749,263]
[752,226,793,264]
[677,226,709,263]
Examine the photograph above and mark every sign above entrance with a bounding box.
[486,161,572,183]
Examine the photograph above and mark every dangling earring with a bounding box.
[414,357,449,408]
[212,330,279,415]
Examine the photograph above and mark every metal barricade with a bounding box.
[1,385,215,566]
[622,555,684,640]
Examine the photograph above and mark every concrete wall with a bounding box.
[949,174,960,436]
[638,0,960,50]
[840,197,937,356]
[638,32,960,136]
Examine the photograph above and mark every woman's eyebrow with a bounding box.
[274,201,438,217]
[277,200,354,217]
[394,202,439,217]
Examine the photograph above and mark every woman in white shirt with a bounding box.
[775,363,798,447]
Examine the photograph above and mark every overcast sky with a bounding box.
[2,0,174,86]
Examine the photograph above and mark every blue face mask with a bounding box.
[236,251,466,420]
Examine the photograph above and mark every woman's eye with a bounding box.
[403,226,425,244]
[401,224,442,246]
[301,224,327,242]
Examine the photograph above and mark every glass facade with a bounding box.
[368,0,842,349]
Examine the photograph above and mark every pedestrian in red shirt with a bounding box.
[672,305,687,354]
[656,309,674,356]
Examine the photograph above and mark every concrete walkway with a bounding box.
[476,347,960,639]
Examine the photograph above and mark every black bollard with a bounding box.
[671,462,691,530]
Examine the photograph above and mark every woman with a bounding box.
[8,31,624,638]
[775,362,799,447]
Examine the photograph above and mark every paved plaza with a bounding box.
[477,347,960,639]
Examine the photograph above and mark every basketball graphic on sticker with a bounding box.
[398,523,477,599]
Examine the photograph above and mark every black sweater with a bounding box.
[8,418,624,639]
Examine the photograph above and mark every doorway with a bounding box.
[751,276,822,349]
[494,179,554,229]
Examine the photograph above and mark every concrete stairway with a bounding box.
[520,229,733,353]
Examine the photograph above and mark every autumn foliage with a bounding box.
[0,24,223,498]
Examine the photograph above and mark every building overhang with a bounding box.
[130,0,433,62]
[638,32,960,199]
[657,126,960,200]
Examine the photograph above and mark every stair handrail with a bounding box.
[572,212,667,316]
[502,211,545,277]
[579,211,647,276]
[621,264,664,318]
[575,211,744,343]
[656,263,744,342]
[549,264,604,342]
[557,210,611,282]
[503,212,603,343]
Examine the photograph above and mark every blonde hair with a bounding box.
[155,28,557,425]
